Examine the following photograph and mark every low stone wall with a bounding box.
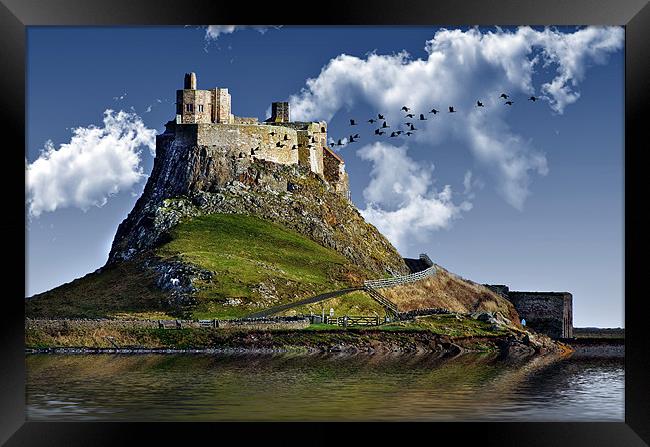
[26,317,310,332]
[215,317,309,330]
[397,308,452,320]
[364,265,436,289]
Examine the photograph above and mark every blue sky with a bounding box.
[26,26,624,327]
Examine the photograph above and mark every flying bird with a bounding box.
[429,108,439,114]
[349,119,357,125]
[276,142,285,148]
[269,131,277,136]
[381,121,390,128]
[419,114,427,120]
[476,101,484,107]
[401,106,410,112]
[348,135,355,143]
[378,113,385,120]
[353,133,360,138]
[390,132,398,137]
[504,101,514,106]
[409,124,416,131]
[406,131,414,136]
[336,139,344,146]
[528,96,538,101]
[368,118,377,124]
[283,134,290,140]
[500,93,509,99]
[405,113,415,118]
[448,106,456,113]
[375,130,385,135]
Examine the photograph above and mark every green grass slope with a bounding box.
[25,261,171,319]
[155,214,370,319]
[27,214,370,320]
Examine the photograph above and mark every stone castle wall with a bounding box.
[323,147,350,198]
[485,285,573,339]
[195,123,299,166]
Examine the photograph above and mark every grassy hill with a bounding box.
[27,213,520,327]
[26,214,370,320]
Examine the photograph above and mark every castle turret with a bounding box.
[176,72,232,124]
[270,102,290,123]
[184,72,197,90]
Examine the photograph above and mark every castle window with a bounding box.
[185,103,194,112]
[198,104,204,112]
[321,127,326,133]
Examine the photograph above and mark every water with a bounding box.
[26,352,624,421]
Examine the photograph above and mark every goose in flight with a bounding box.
[405,113,415,118]
[504,101,514,106]
[349,119,357,125]
[448,106,456,113]
[382,121,390,128]
[477,101,484,107]
[419,114,427,120]
[528,96,538,102]
[500,93,509,99]
[430,108,439,114]
[378,113,385,120]
[401,106,411,112]
[368,118,377,124]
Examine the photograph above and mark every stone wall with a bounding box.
[233,116,259,125]
[323,147,349,198]
[483,284,573,339]
[26,317,310,332]
[195,123,299,166]
[506,291,573,339]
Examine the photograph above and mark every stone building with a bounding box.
[170,72,349,198]
[485,284,573,339]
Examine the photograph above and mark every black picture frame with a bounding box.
[3,0,648,445]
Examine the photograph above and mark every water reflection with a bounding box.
[26,353,624,421]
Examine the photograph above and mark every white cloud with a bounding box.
[205,25,238,40]
[357,142,471,252]
[289,26,623,210]
[205,25,282,41]
[26,109,156,217]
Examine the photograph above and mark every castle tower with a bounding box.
[184,72,197,90]
[270,102,290,123]
[176,72,233,124]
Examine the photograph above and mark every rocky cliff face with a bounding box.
[108,126,410,279]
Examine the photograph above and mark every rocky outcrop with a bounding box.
[108,129,409,281]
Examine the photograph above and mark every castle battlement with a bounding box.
[168,72,349,199]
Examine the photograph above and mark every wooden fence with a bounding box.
[324,315,380,327]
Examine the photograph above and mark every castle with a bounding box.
[166,72,350,199]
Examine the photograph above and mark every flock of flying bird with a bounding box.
[327,93,540,147]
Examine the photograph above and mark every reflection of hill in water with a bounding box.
[26,353,623,421]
